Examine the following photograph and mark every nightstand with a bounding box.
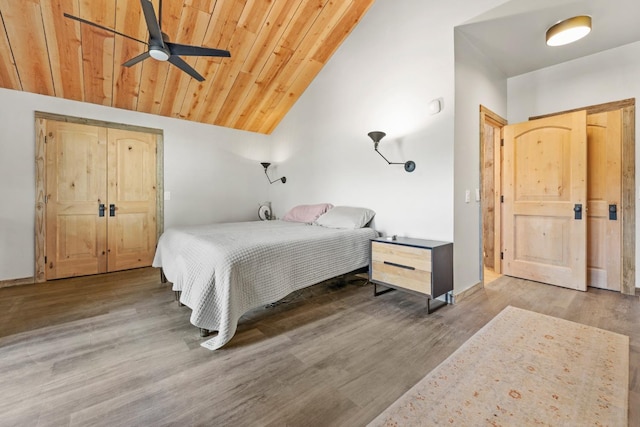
[369,237,453,313]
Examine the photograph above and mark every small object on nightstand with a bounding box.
[258,202,272,220]
[369,236,453,313]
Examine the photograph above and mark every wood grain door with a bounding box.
[502,111,587,291]
[106,129,157,272]
[45,122,108,279]
[587,111,622,290]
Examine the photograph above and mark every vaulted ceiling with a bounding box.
[0,0,374,134]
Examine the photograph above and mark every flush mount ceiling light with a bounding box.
[546,15,592,47]
[367,131,416,173]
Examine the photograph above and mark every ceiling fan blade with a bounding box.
[166,42,231,58]
[123,51,151,67]
[168,56,205,82]
[63,13,148,46]
[140,0,164,44]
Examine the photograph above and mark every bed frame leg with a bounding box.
[174,291,184,307]
[160,269,167,284]
[199,328,210,337]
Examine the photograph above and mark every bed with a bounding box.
[153,208,377,350]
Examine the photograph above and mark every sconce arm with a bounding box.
[374,148,405,166]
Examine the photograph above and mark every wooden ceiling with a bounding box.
[0,0,374,134]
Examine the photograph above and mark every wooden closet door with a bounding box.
[45,122,108,279]
[107,129,157,272]
[502,111,588,291]
[587,110,622,290]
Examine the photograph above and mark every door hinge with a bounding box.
[500,138,504,147]
[44,136,48,144]
[500,195,504,203]
[500,252,503,260]
[44,195,48,204]
[44,256,47,263]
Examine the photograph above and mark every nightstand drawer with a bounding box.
[371,241,432,271]
[371,260,431,294]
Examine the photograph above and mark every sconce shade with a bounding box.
[261,162,271,170]
[368,131,386,144]
[546,15,591,46]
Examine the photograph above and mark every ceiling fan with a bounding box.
[63,0,231,82]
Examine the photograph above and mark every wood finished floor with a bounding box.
[0,268,638,426]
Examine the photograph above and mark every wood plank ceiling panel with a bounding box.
[0,0,54,95]
[198,0,276,127]
[262,0,373,133]
[213,0,289,128]
[79,0,115,106]
[226,0,300,128]
[257,0,356,133]
[113,0,147,110]
[243,0,333,132]
[40,0,84,101]
[180,0,247,122]
[159,5,212,118]
[0,0,374,134]
[0,7,21,90]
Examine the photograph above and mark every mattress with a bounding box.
[152,220,377,350]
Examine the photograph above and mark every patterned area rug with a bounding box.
[369,306,629,426]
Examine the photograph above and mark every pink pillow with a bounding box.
[282,203,334,223]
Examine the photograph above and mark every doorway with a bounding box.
[34,113,165,282]
[480,106,506,285]
[479,99,636,295]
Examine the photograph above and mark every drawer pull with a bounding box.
[383,261,415,271]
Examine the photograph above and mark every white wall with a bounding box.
[0,88,270,281]
[271,0,507,295]
[453,31,508,292]
[508,41,640,287]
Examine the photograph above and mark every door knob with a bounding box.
[109,204,116,217]
[573,204,582,220]
[609,204,617,221]
[98,204,105,217]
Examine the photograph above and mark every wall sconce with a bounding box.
[367,131,416,173]
[260,162,287,184]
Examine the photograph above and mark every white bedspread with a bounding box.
[152,220,377,350]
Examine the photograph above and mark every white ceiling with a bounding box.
[456,0,640,77]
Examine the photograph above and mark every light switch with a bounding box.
[465,190,470,203]
[164,191,171,201]
[475,188,480,202]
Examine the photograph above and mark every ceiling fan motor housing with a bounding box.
[149,45,170,61]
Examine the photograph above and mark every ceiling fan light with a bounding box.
[546,15,591,47]
[149,47,170,61]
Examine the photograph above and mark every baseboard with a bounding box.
[452,281,483,304]
[0,276,35,289]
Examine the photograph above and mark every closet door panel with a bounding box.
[107,129,157,272]
[45,122,108,279]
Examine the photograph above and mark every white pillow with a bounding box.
[314,206,376,229]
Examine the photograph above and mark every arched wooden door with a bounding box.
[502,111,588,291]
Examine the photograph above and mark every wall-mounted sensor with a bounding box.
[428,98,443,115]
